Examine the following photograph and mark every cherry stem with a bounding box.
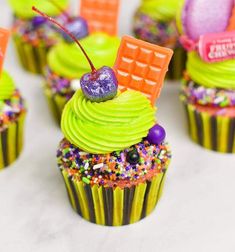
[32,6,96,73]
[49,0,71,21]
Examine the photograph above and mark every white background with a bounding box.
[0,0,235,251]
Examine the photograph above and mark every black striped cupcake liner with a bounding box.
[181,98,235,153]
[43,86,68,125]
[13,35,50,74]
[0,113,26,170]
[61,168,168,226]
[167,47,187,80]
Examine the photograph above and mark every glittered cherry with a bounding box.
[49,0,88,41]
[146,124,166,145]
[32,6,118,102]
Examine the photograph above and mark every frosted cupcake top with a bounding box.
[139,0,179,22]
[187,52,235,90]
[8,0,68,19]
[61,89,155,154]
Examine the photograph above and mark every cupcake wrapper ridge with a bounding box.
[167,47,187,80]
[0,113,26,170]
[182,100,235,153]
[44,86,68,125]
[13,35,49,74]
[61,168,168,226]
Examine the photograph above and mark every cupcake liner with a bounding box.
[61,167,168,226]
[0,113,26,170]
[13,35,49,74]
[182,99,235,153]
[44,86,68,125]
[167,47,187,80]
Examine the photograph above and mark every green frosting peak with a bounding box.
[61,89,155,154]
[8,0,68,19]
[0,71,15,100]
[139,0,180,21]
[48,32,120,79]
[187,52,235,89]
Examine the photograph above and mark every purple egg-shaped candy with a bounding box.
[182,0,234,41]
[147,124,166,145]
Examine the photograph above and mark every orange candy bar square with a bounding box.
[0,28,10,75]
[80,0,120,36]
[114,36,173,105]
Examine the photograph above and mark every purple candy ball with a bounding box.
[62,17,88,42]
[147,124,166,145]
[32,16,47,28]
[80,66,118,102]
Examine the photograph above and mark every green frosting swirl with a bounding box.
[0,71,15,100]
[48,32,120,79]
[61,89,155,154]
[187,52,235,89]
[139,0,180,21]
[8,0,68,19]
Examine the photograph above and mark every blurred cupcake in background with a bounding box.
[178,0,235,153]
[133,0,186,80]
[0,28,27,170]
[43,0,120,124]
[8,0,69,74]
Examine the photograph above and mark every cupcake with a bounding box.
[178,0,235,153]
[0,71,27,169]
[35,5,174,224]
[42,0,121,124]
[9,0,69,74]
[133,0,186,80]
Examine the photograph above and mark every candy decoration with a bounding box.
[62,17,88,42]
[80,66,118,102]
[0,28,10,76]
[180,0,234,41]
[80,0,120,36]
[227,4,235,31]
[31,16,47,28]
[126,148,140,164]
[32,6,118,102]
[49,0,89,41]
[146,124,166,145]
[113,36,173,105]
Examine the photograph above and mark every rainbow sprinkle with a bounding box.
[57,138,171,188]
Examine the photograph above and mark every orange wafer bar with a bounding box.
[113,36,173,105]
[80,0,120,36]
[0,28,10,76]
[227,4,235,30]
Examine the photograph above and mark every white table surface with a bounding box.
[0,1,235,252]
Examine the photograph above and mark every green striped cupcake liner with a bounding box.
[61,167,168,226]
[181,98,235,153]
[167,47,187,80]
[13,35,50,74]
[44,86,68,125]
[0,113,26,170]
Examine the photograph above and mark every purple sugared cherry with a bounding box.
[32,16,47,28]
[80,66,118,102]
[62,17,88,42]
[33,6,118,103]
[147,124,166,145]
